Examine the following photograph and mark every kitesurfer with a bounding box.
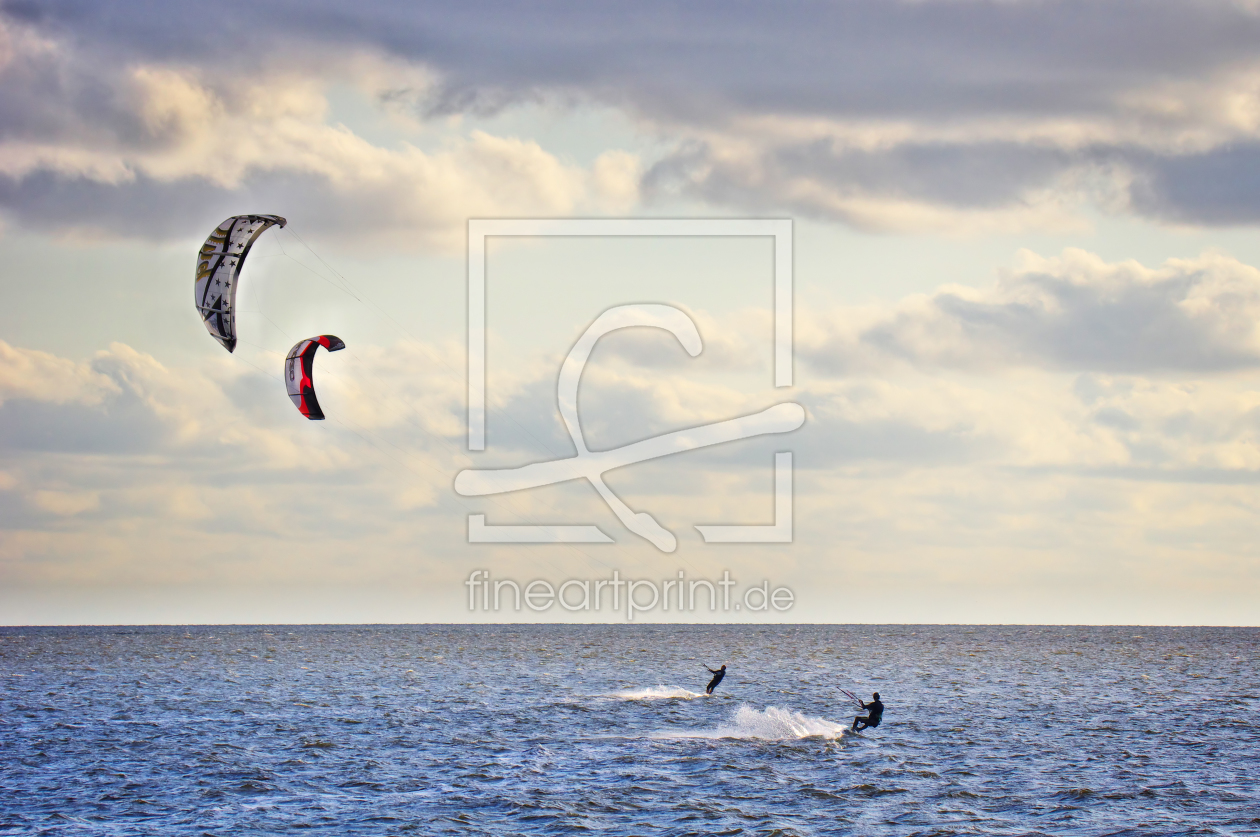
[704,664,727,694]
[851,692,884,731]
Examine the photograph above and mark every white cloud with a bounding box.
[0,340,119,405]
[2,317,1260,620]
[801,249,1260,374]
[32,489,98,516]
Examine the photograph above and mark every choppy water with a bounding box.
[1,625,1257,835]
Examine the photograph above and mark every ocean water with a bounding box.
[1,624,1257,836]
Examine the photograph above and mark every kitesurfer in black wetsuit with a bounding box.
[704,664,727,694]
[852,692,884,731]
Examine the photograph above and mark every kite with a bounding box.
[284,335,346,420]
[194,214,286,352]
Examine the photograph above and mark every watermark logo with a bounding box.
[457,219,800,552]
[465,570,795,621]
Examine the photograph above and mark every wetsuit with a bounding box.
[852,697,884,731]
[705,666,726,694]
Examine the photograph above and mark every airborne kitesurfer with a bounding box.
[704,664,727,694]
[851,692,884,731]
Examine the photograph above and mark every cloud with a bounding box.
[74,0,1250,133]
[455,278,1260,484]
[6,249,1259,499]
[0,339,118,404]
[0,336,467,498]
[1130,143,1260,225]
[0,336,482,586]
[32,488,97,515]
[1071,373,1260,471]
[642,137,1105,234]
[4,314,1260,616]
[801,249,1260,375]
[4,1,1260,239]
[0,18,639,247]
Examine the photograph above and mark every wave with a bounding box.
[611,685,706,701]
[655,705,848,741]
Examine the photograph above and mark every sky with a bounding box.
[3,0,1260,625]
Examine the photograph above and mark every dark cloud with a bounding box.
[14,0,1260,122]
[0,166,446,246]
[0,396,163,454]
[645,139,1082,221]
[0,170,239,239]
[1130,144,1260,225]
[5,0,1260,233]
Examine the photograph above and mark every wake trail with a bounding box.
[610,685,707,701]
[653,704,850,741]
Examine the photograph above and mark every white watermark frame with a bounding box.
[463,219,796,550]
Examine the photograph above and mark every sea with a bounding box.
[1,624,1256,836]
